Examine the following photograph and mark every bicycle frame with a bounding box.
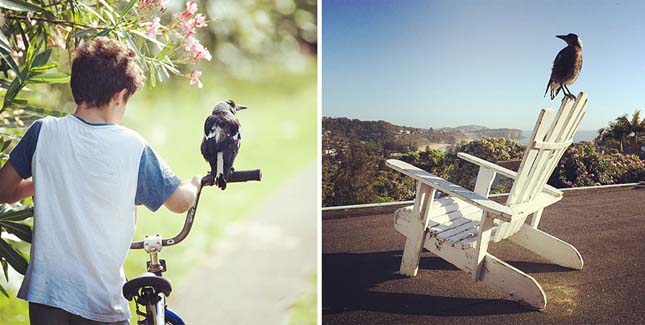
[124,170,261,325]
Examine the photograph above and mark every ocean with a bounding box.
[518,130,597,145]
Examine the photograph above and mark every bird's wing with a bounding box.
[551,47,576,81]
[222,137,240,178]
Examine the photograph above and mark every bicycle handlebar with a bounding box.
[130,169,262,250]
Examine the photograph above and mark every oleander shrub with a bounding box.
[444,137,526,192]
[549,142,645,187]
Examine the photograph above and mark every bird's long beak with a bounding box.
[556,35,566,40]
[237,105,248,111]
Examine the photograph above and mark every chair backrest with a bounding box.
[493,93,588,241]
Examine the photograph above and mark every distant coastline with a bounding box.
[518,129,597,145]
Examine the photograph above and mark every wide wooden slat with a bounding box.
[519,96,575,203]
[386,159,513,221]
[433,220,478,240]
[532,140,572,150]
[527,93,588,201]
[507,108,555,206]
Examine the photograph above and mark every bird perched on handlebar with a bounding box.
[201,99,247,189]
[545,33,583,100]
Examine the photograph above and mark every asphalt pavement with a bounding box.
[323,185,645,324]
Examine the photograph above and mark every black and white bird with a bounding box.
[545,33,583,100]
[200,99,247,189]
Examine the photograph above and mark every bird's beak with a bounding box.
[237,105,248,111]
[556,35,566,40]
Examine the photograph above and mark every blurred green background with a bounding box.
[0,0,317,323]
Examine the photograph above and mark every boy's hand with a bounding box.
[164,174,202,213]
[190,175,202,189]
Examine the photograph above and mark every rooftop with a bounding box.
[323,184,645,324]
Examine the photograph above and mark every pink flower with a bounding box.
[179,0,198,20]
[141,17,161,38]
[194,13,207,28]
[158,0,169,9]
[181,19,195,37]
[181,14,207,37]
[140,0,155,7]
[189,70,203,88]
[184,37,212,61]
[10,50,23,62]
[15,35,25,50]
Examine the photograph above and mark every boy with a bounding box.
[0,37,201,324]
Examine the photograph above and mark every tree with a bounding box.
[333,144,378,206]
[597,110,644,156]
[0,0,212,297]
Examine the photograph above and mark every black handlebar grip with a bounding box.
[228,169,262,182]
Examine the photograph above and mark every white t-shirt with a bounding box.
[10,115,180,322]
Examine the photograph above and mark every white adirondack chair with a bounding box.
[387,92,588,310]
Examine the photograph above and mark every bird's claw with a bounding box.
[563,94,576,101]
[202,173,216,187]
[216,176,227,190]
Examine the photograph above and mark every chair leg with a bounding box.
[480,254,547,310]
[473,212,495,281]
[421,232,547,309]
[510,224,584,269]
[400,183,436,277]
[529,208,544,228]
[399,220,426,277]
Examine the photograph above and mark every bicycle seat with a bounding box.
[122,272,172,301]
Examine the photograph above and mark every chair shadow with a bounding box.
[323,250,571,317]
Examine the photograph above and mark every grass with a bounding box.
[288,273,318,325]
[0,61,317,323]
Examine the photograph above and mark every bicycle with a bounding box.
[122,169,262,325]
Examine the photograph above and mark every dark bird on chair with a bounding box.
[545,33,583,100]
[200,99,247,189]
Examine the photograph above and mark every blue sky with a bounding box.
[322,0,645,131]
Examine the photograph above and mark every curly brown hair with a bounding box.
[70,37,145,107]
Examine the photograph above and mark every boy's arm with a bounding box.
[164,175,201,213]
[0,161,34,204]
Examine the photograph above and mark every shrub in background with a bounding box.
[549,142,645,187]
[444,137,525,192]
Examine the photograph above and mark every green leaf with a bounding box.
[95,29,113,37]
[0,239,28,275]
[2,77,22,109]
[130,30,166,48]
[31,49,52,68]
[73,28,97,39]
[98,0,116,13]
[0,0,54,19]
[77,2,107,24]
[103,9,116,25]
[1,258,8,282]
[120,0,137,17]
[27,71,70,84]
[0,51,21,78]
[0,30,10,53]
[1,139,10,152]
[0,207,33,222]
[30,63,59,72]
[0,221,31,243]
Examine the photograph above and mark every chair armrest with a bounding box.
[456,152,562,198]
[386,159,513,222]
